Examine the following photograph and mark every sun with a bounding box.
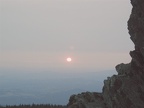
[67,57,72,62]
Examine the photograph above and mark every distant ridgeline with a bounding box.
[0,104,66,108]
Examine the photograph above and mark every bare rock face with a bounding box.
[67,0,144,108]
[67,92,105,108]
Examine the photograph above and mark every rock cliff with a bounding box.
[67,0,144,108]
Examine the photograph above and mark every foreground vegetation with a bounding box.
[0,104,67,108]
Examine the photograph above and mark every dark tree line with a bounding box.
[0,104,67,108]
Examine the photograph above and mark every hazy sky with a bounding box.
[0,0,133,71]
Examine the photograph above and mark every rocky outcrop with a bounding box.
[67,92,105,108]
[67,0,144,108]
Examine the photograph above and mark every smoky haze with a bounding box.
[0,0,133,70]
[0,0,133,106]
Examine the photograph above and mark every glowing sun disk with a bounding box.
[67,58,72,62]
